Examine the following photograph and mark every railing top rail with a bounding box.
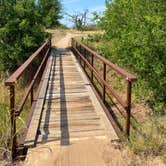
[72,38,137,82]
[5,39,50,86]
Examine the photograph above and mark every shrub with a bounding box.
[0,0,48,72]
[98,0,166,114]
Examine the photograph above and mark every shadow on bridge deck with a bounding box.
[24,47,118,148]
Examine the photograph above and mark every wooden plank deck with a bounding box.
[24,48,118,148]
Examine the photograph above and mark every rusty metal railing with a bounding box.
[5,39,51,160]
[71,38,137,137]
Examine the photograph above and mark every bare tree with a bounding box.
[66,9,89,30]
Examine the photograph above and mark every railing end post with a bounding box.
[126,81,132,137]
[9,84,17,160]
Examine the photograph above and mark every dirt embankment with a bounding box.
[23,139,165,166]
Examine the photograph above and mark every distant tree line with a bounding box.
[0,0,62,72]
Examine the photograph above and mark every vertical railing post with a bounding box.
[76,42,79,59]
[91,54,94,83]
[49,38,52,52]
[75,41,77,57]
[103,63,106,103]
[10,85,16,160]
[46,40,51,67]
[73,39,75,50]
[126,81,132,136]
[79,44,82,64]
[83,48,86,71]
[71,38,74,48]
[29,64,33,105]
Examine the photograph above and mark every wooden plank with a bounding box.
[46,85,86,92]
[39,129,105,137]
[49,73,81,77]
[49,78,84,82]
[35,110,96,118]
[37,130,107,143]
[44,96,91,103]
[40,115,100,123]
[46,89,88,95]
[42,114,100,122]
[40,126,104,133]
[42,104,94,111]
[41,120,102,128]
[43,102,93,109]
[48,81,85,85]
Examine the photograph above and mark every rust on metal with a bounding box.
[5,39,51,160]
[10,85,16,160]
[29,64,34,105]
[103,63,106,103]
[15,48,50,116]
[71,38,137,136]
[126,81,132,136]
[5,40,50,86]
[17,54,52,147]
[73,46,127,109]
[72,38,137,82]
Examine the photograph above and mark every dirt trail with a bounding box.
[54,32,73,48]
[22,32,165,166]
[53,32,82,48]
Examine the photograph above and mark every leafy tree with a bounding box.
[0,0,47,71]
[92,11,104,27]
[95,0,166,113]
[38,0,62,28]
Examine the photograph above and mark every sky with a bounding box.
[60,0,106,27]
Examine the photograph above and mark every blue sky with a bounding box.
[60,0,106,27]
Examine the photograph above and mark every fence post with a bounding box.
[126,81,132,136]
[71,38,74,48]
[103,63,106,103]
[91,54,94,83]
[75,41,77,57]
[79,44,82,64]
[49,38,52,51]
[10,85,17,160]
[83,48,86,71]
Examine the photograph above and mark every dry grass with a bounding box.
[0,73,31,164]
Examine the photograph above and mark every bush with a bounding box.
[38,0,62,28]
[0,0,48,72]
[99,0,166,114]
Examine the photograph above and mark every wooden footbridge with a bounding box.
[5,38,137,160]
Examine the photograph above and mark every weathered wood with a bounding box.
[37,130,107,143]
[24,48,118,148]
[40,115,100,122]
